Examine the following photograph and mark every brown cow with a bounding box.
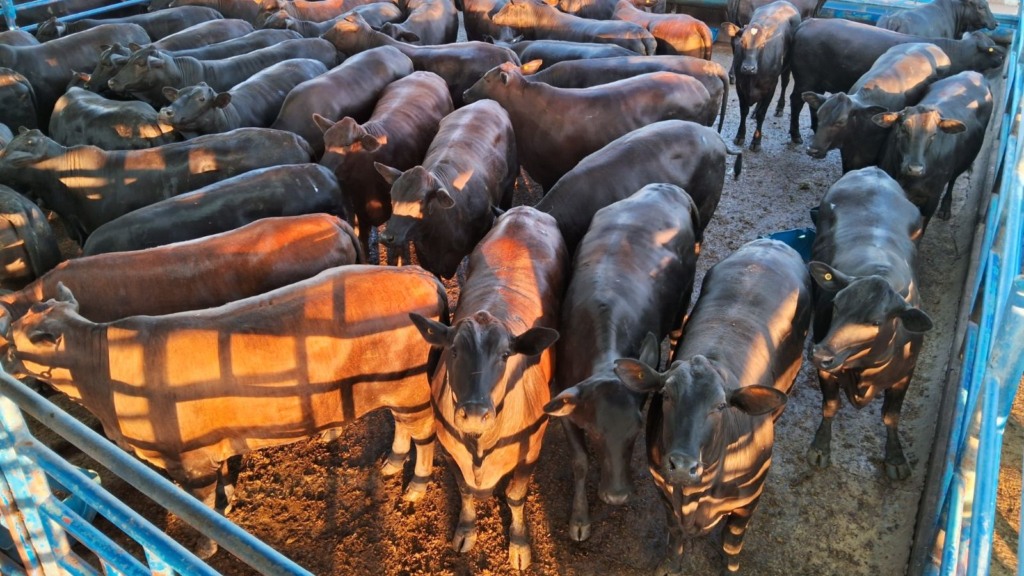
[7,264,448,558]
[410,206,567,570]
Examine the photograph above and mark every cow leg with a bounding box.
[750,97,770,152]
[506,460,538,570]
[187,476,221,559]
[807,371,841,468]
[734,98,749,147]
[452,474,478,553]
[789,90,803,144]
[720,497,759,574]
[561,418,592,542]
[775,68,790,118]
[655,503,685,576]
[389,409,435,501]
[937,178,956,221]
[882,377,912,480]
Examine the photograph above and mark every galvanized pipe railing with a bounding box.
[0,370,313,575]
[909,7,1024,574]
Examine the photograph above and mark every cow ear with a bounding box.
[55,282,79,311]
[312,113,336,134]
[361,133,385,152]
[613,358,663,394]
[213,92,232,108]
[374,162,404,185]
[128,42,144,52]
[500,71,511,85]
[728,385,787,416]
[148,55,164,69]
[637,332,660,368]
[512,326,559,356]
[543,386,580,417]
[409,313,450,347]
[938,119,966,134]
[863,105,887,118]
[520,59,543,74]
[720,22,741,38]
[872,111,901,128]
[801,91,827,110]
[110,54,128,67]
[18,126,29,135]
[808,261,851,292]
[426,187,456,210]
[897,306,933,333]
[162,86,179,103]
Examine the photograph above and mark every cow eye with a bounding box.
[871,320,882,327]
[717,402,728,411]
[450,349,457,359]
[198,97,206,102]
[500,351,510,362]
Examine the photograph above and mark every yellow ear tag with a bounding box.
[824,273,833,281]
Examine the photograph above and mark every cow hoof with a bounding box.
[569,518,592,542]
[452,524,477,553]
[403,479,428,502]
[733,136,744,146]
[749,141,761,153]
[806,446,830,469]
[194,537,218,560]
[380,452,407,476]
[938,208,952,221]
[790,135,803,145]
[508,538,532,570]
[774,108,784,118]
[885,458,911,481]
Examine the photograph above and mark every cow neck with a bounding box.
[172,56,207,91]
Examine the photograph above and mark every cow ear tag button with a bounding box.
[824,273,833,281]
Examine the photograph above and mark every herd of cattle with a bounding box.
[0,0,1009,571]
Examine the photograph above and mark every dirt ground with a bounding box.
[20,35,1017,576]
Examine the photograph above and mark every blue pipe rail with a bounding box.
[0,0,151,33]
[0,370,314,576]
[914,7,1024,574]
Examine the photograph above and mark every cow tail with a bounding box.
[717,75,728,133]
[702,27,713,60]
[338,217,367,264]
[726,142,743,180]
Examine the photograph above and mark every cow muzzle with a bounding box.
[598,479,632,505]
[903,163,925,177]
[455,401,495,436]
[740,63,758,75]
[664,452,703,486]
[806,145,827,159]
[811,344,844,372]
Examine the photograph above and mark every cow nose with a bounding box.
[455,401,494,435]
[905,164,925,177]
[159,108,173,118]
[741,63,757,75]
[598,486,630,506]
[806,146,826,159]
[379,230,395,245]
[812,346,837,370]
[665,452,702,484]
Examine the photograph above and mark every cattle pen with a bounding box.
[0,0,1023,575]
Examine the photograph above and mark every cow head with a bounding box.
[107,46,172,95]
[872,106,965,178]
[803,92,886,159]
[0,128,60,168]
[6,283,79,391]
[380,22,421,44]
[614,354,786,486]
[85,43,132,96]
[463,61,527,105]
[544,332,660,504]
[808,262,933,373]
[158,83,228,131]
[319,115,386,174]
[35,17,66,42]
[491,0,549,31]
[375,163,454,251]
[411,311,559,436]
[962,0,998,31]
[963,31,1006,71]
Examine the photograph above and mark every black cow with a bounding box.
[378,0,459,45]
[148,18,256,51]
[50,87,181,149]
[259,2,403,36]
[615,238,812,574]
[543,183,700,542]
[374,99,517,279]
[529,55,729,131]
[82,164,347,255]
[491,0,657,55]
[159,59,329,135]
[321,13,520,108]
[877,0,997,38]
[0,23,151,127]
[0,30,39,46]
[536,119,739,254]
[873,70,993,228]
[410,206,567,571]
[106,38,339,106]
[318,70,453,259]
[161,0,263,23]
[0,127,314,242]
[789,18,1004,142]
[0,185,61,289]
[806,166,933,480]
[503,39,640,68]
[721,0,800,151]
[272,45,414,158]
[803,42,951,172]
[723,0,823,83]
[34,7,224,42]
[0,67,36,130]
